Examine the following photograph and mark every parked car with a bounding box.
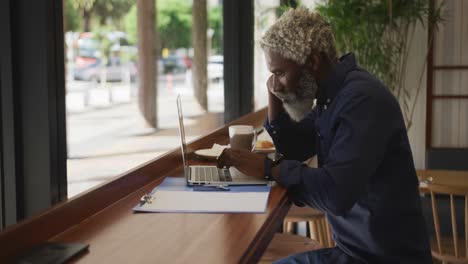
[73,57,137,82]
[159,55,190,74]
[208,55,223,82]
[73,32,137,82]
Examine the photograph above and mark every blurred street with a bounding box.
[66,71,225,197]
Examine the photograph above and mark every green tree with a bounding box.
[124,0,192,50]
[158,0,192,49]
[69,0,133,32]
[70,0,96,32]
[123,5,138,44]
[316,0,444,130]
[92,0,133,27]
[208,6,222,54]
[124,1,222,52]
[92,26,114,61]
[65,0,82,32]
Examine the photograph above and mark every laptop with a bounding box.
[176,95,268,186]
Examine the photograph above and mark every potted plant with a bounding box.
[316,0,445,131]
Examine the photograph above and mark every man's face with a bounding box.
[265,50,318,122]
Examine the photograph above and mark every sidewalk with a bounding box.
[66,79,225,198]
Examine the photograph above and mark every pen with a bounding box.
[215,185,230,191]
[251,142,257,152]
[193,185,230,191]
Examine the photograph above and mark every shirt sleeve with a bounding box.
[276,91,394,216]
[264,110,317,162]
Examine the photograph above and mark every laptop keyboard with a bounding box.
[192,167,232,183]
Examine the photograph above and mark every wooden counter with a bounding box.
[0,108,292,264]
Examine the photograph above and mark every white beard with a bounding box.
[283,96,315,122]
[273,70,318,122]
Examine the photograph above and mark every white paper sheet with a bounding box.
[138,190,269,213]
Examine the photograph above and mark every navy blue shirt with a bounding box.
[264,54,432,263]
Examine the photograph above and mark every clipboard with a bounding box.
[134,177,271,213]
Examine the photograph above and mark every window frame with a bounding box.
[224,0,255,122]
[0,0,67,228]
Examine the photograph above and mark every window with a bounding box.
[64,0,224,197]
[427,0,468,148]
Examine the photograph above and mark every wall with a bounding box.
[405,23,429,169]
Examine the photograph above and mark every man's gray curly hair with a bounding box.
[260,7,337,65]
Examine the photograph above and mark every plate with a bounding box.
[252,147,276,154]
[253,140,275,153]
[194,148,223,160]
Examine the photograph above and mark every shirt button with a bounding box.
[326,98,331,103]
[273,130,277,135]
[271,124,275,128]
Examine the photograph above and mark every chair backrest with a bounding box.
[428,183,468,263]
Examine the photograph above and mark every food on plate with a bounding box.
[255,140,274,149]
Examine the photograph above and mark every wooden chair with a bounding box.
[283,205,334,248]
[428,183,468,264]
[259,233,323,264]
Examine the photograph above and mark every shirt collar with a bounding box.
[316,53,358,106]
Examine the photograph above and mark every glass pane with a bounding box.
[460,99,468,147]
[64,0,224,198]
[254,0,279,110]
[434,0,463,66]
[433,70,465,95]
[462,0,468,65]
[432,99,461,147]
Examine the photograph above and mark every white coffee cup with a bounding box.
[229,125,256,151]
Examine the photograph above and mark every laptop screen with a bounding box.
[176,95,188,168]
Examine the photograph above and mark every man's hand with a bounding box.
[266,75,277,94]
[216,149,265,179]
[267,75,284,122]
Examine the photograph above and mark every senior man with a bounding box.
[217,7,431,264]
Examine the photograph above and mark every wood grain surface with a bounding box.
[0,108,293,263]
